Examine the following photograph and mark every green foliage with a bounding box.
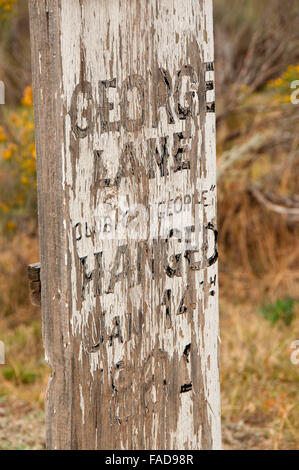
[259,297,296,326]
[3,366,14,381]
[3,364,37,385]
[20,370,37,385]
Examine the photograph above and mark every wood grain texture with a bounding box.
[29,0,221,450]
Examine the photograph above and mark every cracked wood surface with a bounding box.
[29,0,221,450]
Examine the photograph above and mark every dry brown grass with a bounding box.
[220,298,299,450]
[0,234,48,405]
[215,2,299,449]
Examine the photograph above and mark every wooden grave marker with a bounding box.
[29,0,221,450]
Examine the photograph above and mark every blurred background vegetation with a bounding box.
[0,0,298,450]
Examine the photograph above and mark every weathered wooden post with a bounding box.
[29,0,221,450]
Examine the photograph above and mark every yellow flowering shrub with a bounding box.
[0,0,18,21]
[0,85,36,234]
[267,63,299,103]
